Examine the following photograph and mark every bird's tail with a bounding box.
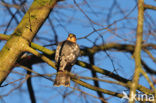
[54,71,70,87]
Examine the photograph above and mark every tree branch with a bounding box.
[0,34,154,95]
[144,4,156,10]
[129,0,144,102]
[89,55,107,103]
[0,0,58,85]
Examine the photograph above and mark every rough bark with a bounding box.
[0,0,58,85]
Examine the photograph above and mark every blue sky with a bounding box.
[0,0,156,103]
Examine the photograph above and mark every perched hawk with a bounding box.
[54,33,80,87]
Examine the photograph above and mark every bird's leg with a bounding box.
[59,62,67,71]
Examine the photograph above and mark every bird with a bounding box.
[54,33,80,87]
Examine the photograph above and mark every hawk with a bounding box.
[54,33,80,87]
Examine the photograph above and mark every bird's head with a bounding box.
[67,33,76,42]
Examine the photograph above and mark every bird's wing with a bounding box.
[61,41,80,65]
[55,40,80,71]
[55,42,63,64]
